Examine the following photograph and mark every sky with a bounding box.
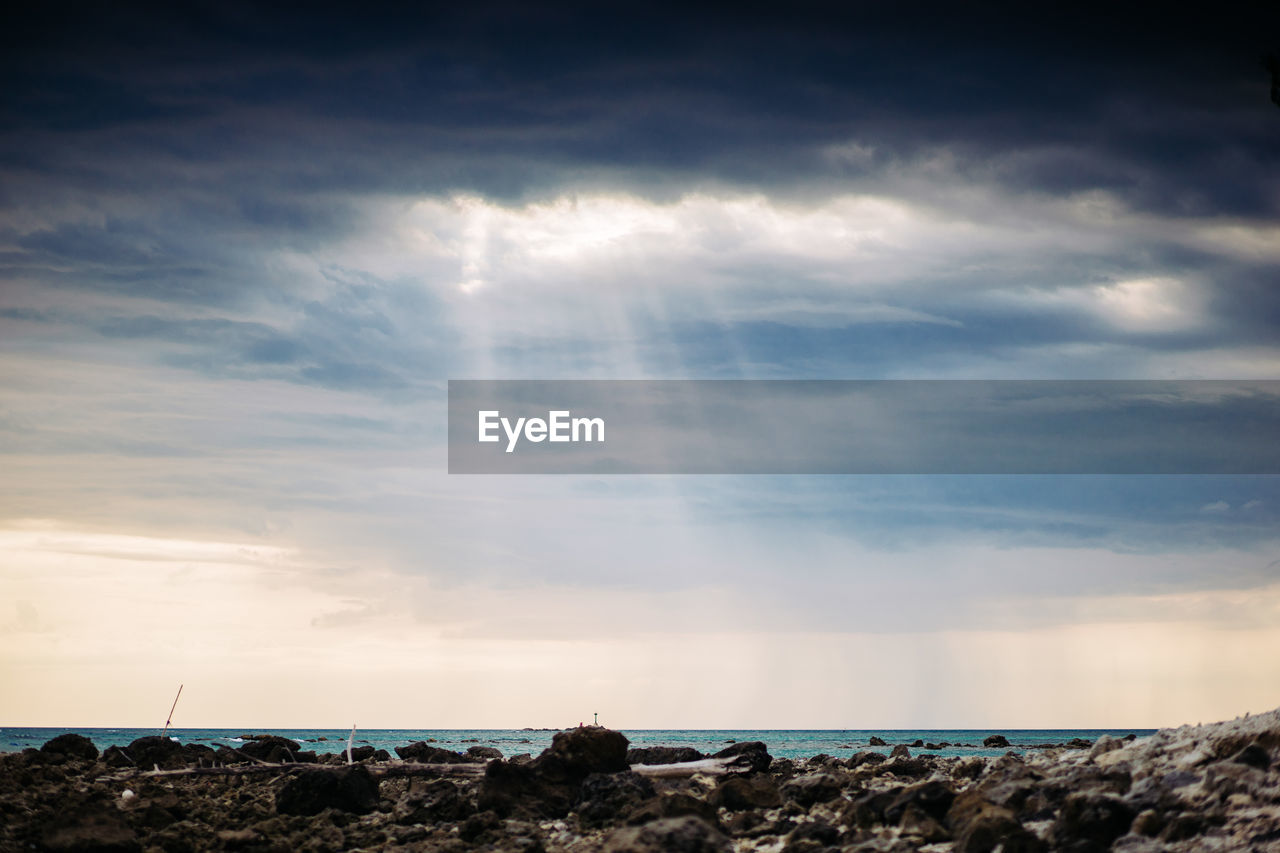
[2,1,1279,729]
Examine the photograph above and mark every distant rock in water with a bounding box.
[346,745,389,762]
[395,742,479,763]
[868,736,887,746]
[627,746,706,765]
[107,735,186,770]
[466,745,504,761]
[983,734,1011,748]
[40,733,98,762]
[238,735,302,763]
[889,744,911,759]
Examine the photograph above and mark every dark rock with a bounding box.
[709,775,782,810]
[983,735,1010,748]
[1159,812,1207,842]
[847,790,898,828]
[978,777,1041,815]
[180,743,217,765]
[510,753,533,765]
[40,794,140,852]
[123,736,187,770]
[40,733,99,762]
[540,726,630,779]
[782,773,843,807]
[849,751,886,767]
[627,746,706,765]
[627,793,721,829]
[1232,742,1271,769]
[909,739,924,748]
[101,745,134,768]
[889,745,911,759]
[947,790,1038,853]
[1131,809,1165,837]
[878,756,932,778]
[1203,759,1267,796]
[924,742,943,750]
[394,742,477,763]
[899,805,951,843]
[1161,770,1200,789]
[347,745,377,761]
[213,745,247,765]
[238,735,302,764]
[215,828,262,848]
[1036,764,1130,808]
[458,810,504,844]
[603,815,730,853]
[575,771,656,827]
[275,766,380,816]
[785,817,840,847]
[478,759,575,819]
[1049,792,1134,852]
[394,778,475,824]
[711,741,772,773]
[468,745,504,761]
[725,810,765,836]
[126,790,185,831]
[868,736,887,746]
[770,757,798,777]
[884,780,955,824]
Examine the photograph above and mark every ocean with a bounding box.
[0,727,1155,760]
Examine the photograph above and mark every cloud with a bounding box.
[2,0,1279,726]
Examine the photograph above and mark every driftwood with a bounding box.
[97,755,746,784]
[629,756,745,778]
[97,760,490,783]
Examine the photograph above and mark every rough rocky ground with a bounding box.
[2,710,1278,852]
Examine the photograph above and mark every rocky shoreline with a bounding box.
[3,710,1278,852]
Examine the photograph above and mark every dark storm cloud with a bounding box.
[2,1,1277,211]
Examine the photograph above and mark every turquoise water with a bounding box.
[0,727,1154,759]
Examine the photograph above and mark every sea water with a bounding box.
[0,727,1154,759]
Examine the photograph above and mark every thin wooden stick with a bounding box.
[162,684,183,735]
